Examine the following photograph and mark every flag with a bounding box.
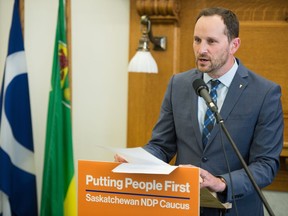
[0,0,38,215]
[40,0,76,215]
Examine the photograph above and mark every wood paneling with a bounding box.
[20,0,24,35]
[128,0,288,191]
[127,0,180,148]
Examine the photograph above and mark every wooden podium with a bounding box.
[200,188,231,209]
[78,160,231,216]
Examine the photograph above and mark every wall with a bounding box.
[0,0,129,208]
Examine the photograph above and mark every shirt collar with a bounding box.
[203,59,238,88]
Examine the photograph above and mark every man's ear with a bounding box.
[230,37,241,54]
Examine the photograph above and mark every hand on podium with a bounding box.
[180,165,226,193]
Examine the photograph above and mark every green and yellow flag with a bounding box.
[40,0,76,215]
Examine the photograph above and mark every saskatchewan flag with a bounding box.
[40,0,76,215]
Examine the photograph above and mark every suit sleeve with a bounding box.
[221,84,284,202]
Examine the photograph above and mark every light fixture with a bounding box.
[128,15,167,73]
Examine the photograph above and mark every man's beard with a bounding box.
[196,51,229,74]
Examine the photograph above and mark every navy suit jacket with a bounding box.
[143,59,283,216]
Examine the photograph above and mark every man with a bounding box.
[117,7,283,216]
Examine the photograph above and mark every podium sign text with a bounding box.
[78,160,200,216]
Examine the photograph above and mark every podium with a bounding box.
[200,188,231,209]
[78,160,231,216]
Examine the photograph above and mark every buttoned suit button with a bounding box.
[202,157,208,162]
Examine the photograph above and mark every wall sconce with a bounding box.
[128,15,167,73]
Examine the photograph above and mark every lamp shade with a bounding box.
[128,51,158,73]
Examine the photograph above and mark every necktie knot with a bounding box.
[210,79,220,90]
[209,79,220,104]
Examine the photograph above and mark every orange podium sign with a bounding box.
[78,160,200,216]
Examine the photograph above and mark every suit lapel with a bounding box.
[190,72,203,148]
[220,73,248,120]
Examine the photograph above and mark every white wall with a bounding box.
[0,0,129,207]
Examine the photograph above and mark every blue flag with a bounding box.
[0,0,38,215]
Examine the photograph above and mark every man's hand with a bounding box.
[114,154,128,163]
[199,168,226,192]
[180,164,226,193]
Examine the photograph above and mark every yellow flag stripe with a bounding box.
[64,176,77,216]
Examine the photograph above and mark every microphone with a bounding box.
[192,78,218,113]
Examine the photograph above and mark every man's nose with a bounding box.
[198,43,208,54]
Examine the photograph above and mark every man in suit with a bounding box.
[116,7,283,216]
